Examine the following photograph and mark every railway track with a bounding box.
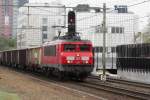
[14,68,150,100]
[107,78,150,89]
[89,75,150,92]
[1,66,107,100]
[83,81,150,100]
[2,66,150,100]
[87,76,150,100]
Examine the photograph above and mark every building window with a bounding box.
[93,47,103,53]
[18,42,21,46]
[58,19,61,25]
[21,42,26,46]
[120,27,123,33]
[95,26,101,33]
[111,27,115,33]
[95,25,107,33]
[111,27,124,33]
[118,7,127,13]
[42,26,47,31]
[42,18,48,25]
[43,34,47,39]
[111,47,116,53]
[115,5,128,13]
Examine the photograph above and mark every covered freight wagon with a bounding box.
[27,47,42,70]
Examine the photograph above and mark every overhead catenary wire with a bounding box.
[65,0,85,6]
[77,15,150,31]
[2,0,150,31]
[109,15,150,24]
[2,0,150,22]
[128,0,150,7]
[77,0,150,22]
[0,4,74,8]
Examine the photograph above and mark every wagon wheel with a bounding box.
[78,77,87,82]
[76,74,88,82]
[58,71,64,81]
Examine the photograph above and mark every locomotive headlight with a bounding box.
[85,61,88,64]
[67,60,71,63]
[81,56,89,60]
[66,56,75,60]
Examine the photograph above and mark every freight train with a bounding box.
[0,38,94,80]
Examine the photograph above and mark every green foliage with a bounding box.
[0,36,16,51]
[0,91,20,100]
[142,18,150,43]
[135,18,150,43]
[143,33,150,43]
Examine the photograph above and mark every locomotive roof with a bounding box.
[43,39,92,46]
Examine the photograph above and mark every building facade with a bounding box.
[0,0,28,38]
[13,0,29,37]
[17,3,65,49]
[0,0,13,37]
[76,5,138,70]
[0,0,4,36]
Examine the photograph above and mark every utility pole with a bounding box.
[101,3,106,81]
[64,5,66,29]
[27,6,30,28]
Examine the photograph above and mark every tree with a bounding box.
[0,36,16,51]
[135,17,150,43]
[142,17,150,43]
[143,33,150,43]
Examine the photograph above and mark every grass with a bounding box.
[0,91,20,100]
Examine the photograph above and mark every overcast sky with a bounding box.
[29,0,150,31]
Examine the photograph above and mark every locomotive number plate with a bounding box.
[75,57,80,60]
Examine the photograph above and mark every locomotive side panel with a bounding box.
[42,44,59,67]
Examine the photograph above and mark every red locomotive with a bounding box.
[41,39,93,80]
[0,11,94,80]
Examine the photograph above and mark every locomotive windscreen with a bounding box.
[64,44,76,52]
[80,45,90,51]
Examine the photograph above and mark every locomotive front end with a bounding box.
[60,41,94,79]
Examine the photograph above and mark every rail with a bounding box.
[87,75,150,100]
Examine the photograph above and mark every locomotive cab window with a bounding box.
[44,45,56,56]
[64,44,76,52]
[80,45,90,51]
